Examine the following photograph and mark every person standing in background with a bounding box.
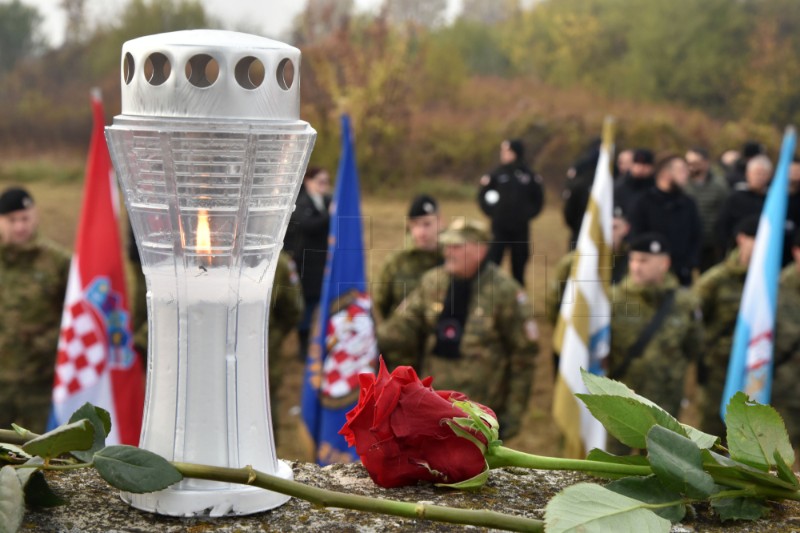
[478,138,544,287]
[288,167,332,360]
[0,187,70,432]
[374,194,443,320]
[684,147,730,272]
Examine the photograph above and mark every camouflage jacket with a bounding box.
[377,262,539,437]
[773,265,800,446]
[269,252,304,352]
[692,249,747,434]
[374,248,443,320]
[609,272,702,416]
[0,237,70,384]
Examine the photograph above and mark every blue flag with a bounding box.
[721,126,797,420]
[300,114,378,465]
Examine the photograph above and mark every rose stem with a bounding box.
[173,462,544,532]
[487,446,652,477]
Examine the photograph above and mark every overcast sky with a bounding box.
[20,0,464,46]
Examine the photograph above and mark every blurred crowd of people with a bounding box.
[5,133,800,457]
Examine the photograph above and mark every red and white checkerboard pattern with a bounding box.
[53,299,107,403]
[322,295,378,399]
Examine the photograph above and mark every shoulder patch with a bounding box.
[516,290,529,306]
[524,319,539,341]
[287,258,300,285]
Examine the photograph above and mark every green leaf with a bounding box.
[68,403,111,462]
[576,394,685,449]
[21,420,94,460]
[680,423,719,450]
[725,392,794,471]
[585,449,651,480]
[544,482,671,533]
[23,471,65,508]
[606,475,686,523]
[14,457,43,488]
[774,450,800,488]
[93,445,182,493]
[0,465,24,533]
[702,450,798,491]
[0,444,31,463]
[646,425,715,499]
[580,370,717,449]
[711,495,768,521]
[436,466,489,490]
[581,370,660,410]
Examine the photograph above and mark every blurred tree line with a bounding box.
[1,0,798,189]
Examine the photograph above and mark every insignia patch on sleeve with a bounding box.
[516,290,529,306]
[524,319,539,341]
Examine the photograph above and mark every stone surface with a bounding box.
[20,462,800,532]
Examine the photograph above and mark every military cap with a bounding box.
[629,232,671,255]
[633,149,655,165]
[742,141,765,159]
[0,187,34,215]
[439,218,490,245]
[734,214,759,238]
[407,194,438,218]
[633,148,656,165]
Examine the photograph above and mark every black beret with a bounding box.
[0,187,34,215]
[407,194,438,218]
[629,232,671,255]
[633,149,655,165]
[734,214,760,238]
[742,141,765,159]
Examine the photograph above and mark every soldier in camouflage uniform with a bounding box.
[0,187,70,432]
[377,218,539,439]
[268,251,304,428]
[607,233,702,454]
[773,230,800,449]
[374,195,443,320]
[693,215,758,438]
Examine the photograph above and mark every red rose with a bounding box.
[339,357,495,488]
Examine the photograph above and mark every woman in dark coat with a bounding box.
[286,167,332,358]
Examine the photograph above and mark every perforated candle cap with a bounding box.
[120,29,301,121]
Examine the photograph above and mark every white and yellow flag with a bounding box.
[552,117,615,458]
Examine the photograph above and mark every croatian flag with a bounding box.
[721,126,797,419]
[51,89,145,444]
[301,114,378,465]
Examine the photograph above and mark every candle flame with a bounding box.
[197,209,212,256]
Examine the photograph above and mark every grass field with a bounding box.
[1,173,568,459]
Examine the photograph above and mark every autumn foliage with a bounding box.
[1,0,797,189]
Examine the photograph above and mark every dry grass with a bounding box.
[1,176,568,460]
